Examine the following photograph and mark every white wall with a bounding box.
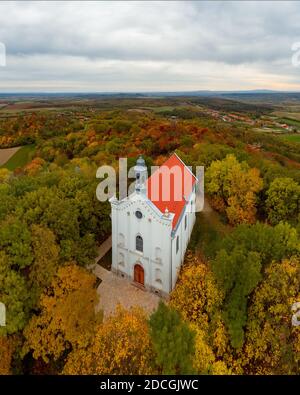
[171,189,196,289]
[111,195,173,295]
[111,187,196,296]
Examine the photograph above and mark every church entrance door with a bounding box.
[134,264,144,286]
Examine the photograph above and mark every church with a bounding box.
[109,153,197,297]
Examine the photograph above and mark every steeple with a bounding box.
[134,155,148,194]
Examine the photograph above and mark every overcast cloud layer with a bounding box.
[0,1,299,92]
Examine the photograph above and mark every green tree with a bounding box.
[220,222,299,265]
[0,216,32,269]
[211,248,262,349]
[149,302,196,374]
[266,177,300,225]
[0,252,32,335]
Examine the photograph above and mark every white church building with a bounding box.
[109,153,197,297]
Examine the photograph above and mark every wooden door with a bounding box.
[134,264,144,285]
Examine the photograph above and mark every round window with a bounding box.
[135,210,142,219]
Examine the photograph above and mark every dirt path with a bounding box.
[0,146,21,166]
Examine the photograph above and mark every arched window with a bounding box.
[118,233,125,247]
[184,215,187,230]
[136,235,143,252]
[176,235,179,254]
[118,252,125,266]
[155,247,161,259]
[155,268,162,285]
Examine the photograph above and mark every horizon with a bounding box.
[1,89,300,95]
[0,1,300,92]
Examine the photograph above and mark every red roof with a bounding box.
[147,153,197,229]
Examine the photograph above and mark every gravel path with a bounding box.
[89,237,161,320]
[94,265,160,320]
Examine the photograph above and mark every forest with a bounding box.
[0,95,299,375]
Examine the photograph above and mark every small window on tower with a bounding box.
[176,236,179,254]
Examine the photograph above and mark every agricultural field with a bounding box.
[0,146,21,166]
[280,134,300,143]
[0,144,35,170]
[272,111,300,121]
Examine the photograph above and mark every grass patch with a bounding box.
[280,134,300,143]
[189,203,231,260]
[1,144,35,170]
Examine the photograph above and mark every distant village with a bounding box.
[203,107,299,134]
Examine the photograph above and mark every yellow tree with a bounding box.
[170,252,223,331]
[170,252,242,374]
[0,169,11,184]
[205,154,263,225]
[23,264,101,363]
[243,257,300,374]
[192,325,231,375]
[63,305,153,375]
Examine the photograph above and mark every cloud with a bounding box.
[0,1,299,91]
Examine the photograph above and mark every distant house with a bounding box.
[109,153,197,297]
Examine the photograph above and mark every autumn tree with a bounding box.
[63,305,153,375]
[266,177,300,225]
[0,168,11,183]
[24,157,46,176]
[149,301,196,374]
[192,325,231,375]
[0,336,15,374]
[170,252,222,331]
[243,257,300,374]
[23,264,101,363]
[170,252,242,373]
[205,154,263,224]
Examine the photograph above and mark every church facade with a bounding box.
[109,153,197,297]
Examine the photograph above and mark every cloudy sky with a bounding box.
[0,1,299,92]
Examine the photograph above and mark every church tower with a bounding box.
[134,155,148,194]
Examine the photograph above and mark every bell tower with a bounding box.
[134,155,148,194]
